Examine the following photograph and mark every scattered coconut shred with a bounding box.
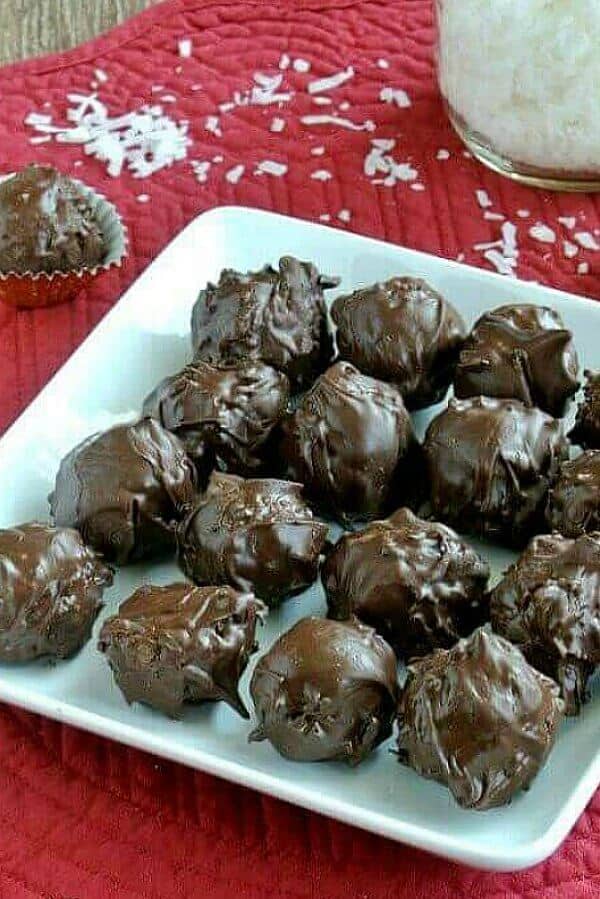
[364,139,417,186]
[473,221,518,277]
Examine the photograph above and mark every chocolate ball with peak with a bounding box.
[454,304,579,417]
[490,532,600,715]
[249,616,398,764]
[331,276,466,409]
[177,473,327,605]
[546,450,600,538]
[277,361,423,524]
[323,507,489,656]
[50,418,198,565]
[0,165,106,275]
[397,627,564,809]
[191,256,339,392]
[99,583,266,718]
[424,396,567,546]
[570,371,600,449]
[143,359,290,478]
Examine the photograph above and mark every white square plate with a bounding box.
[0,206,598,872]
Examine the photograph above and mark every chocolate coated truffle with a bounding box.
[143,360,289,478]
[177,473,327,605]
[490,532,600,715]
[0,523,112,661]
[50,418,197,565]
[99,583,265,718]
[397,627,563,809]
[570,371,600,449]
[0,165,105,274]
[424,396,567,546]
[249,616,398,764]
[323,507,489,656]
[278,361,422,523]
[454,304,579,417]
[191,256,339,391]
[331,277,466,409]
[546,450,600,537]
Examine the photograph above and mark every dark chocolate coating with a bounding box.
[0,165,105,274]
[99,583,265,718]
[424,396,567,546]
[143,360,290,478]
[249,616,398,764]
[397,627,563,809]
[570,371,600,449]
[490,532,600,715]
[278,361,422,524]
[191,256,339,392]
[50,418,198,565]
[0,523,112,661]
[454,304,579,417]
[177,473,327,605]
[546,451,600,538]
[331,277,466,409]
[323,507,489,656]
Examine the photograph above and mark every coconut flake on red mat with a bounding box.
[363,138,418,185]
[225,164,245,184]
[192,160,212,183]
[311,146,325,156]
[29,135,52,144]
[529,224,556,244]
[293,59,311,73]
[311,169,332,181]
[377,58,390,69]
[578,262,590,274]
[379,87,411,108]
[338,209,351,222]
[178,39,192,58]
[302,114,375,131]
[219,102,236,113]
[254,160,288,176]
[476,189,493,209]
[270,117,286,133]
[205,116,222,137]
[558,216,577,230]
[319,213,331,222]
[563,240,579,259]
[575,231,600,251]
[160,95,177,103]
[484,211,504,221]
[94,68,108,83]
[517,209,530,218]
[436,148,450,160]
[137,194,150,203]
[473,220,518,276]
[308,67,355,94]
[279,54,291,70]
[312,97,333,106]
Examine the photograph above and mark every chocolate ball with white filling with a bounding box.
[546,450,600,537]
[99,583,266,718]
[323,507,489,656]
[143,360,290,478]
[49,418,198,565]
[249,616,398,764]
[177,473,327,605]
[490,532,600,715]
[331,276,466,409]
[454,304,579,417]
[424,396,568,546]
[277,361,423,524]
[191,256,339,392]
[397,627,564,809]
[0,523,112,661]
[570,371,600,449]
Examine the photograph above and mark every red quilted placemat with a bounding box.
[1,0,600,895]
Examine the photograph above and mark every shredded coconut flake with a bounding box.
[137,193,150,203]
[484,211,504,221]
[29,135,52,144]
[191,84,202,92]
[94,68,108,83]
[212,154,223,163]
[160,94,177,103]
[563,240,579,259]
[517,209,530,218]
[575,231,600,251]
[311,146,325,156]
[578,262,590,274]
[219,101,236,113]
[270,117,286,133]
[308,67,354,94]
[255,160,288,176]
[363,138,418,185]
[529,224,556,244]
[474,220,518,276]
[279,54,291,70]
[339,101,350,111]
[302,114,375,132]
[410,183,425,191]
[293,58,311,73]
[476,189,492,209]
[379,86,411,108]
[319,213,331,222]
[205,115,222,137]
[457,252,466,262]
[311,169,332,181]
[558,216,577,230]
[151,85,165,94]
[192,160,212,183]
[377,59,390,69]
[436,148,450,160]
[178,39,192,58]
[338,209,351,222]
[312,97,333,106]
[225,164,245,184]
[484,249,516,276]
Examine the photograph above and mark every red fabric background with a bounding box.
[1,0,599,895]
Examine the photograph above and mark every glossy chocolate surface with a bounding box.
[570,371,600,449]
[143,359,289,478]
[177,473,327,605]
[50,418,198,565]
[331,276,466,409]
[278,361,422,523]
[454,304,579,417]
[99,583,265,718]
[191,256,339,391]
[546,450,600,538]
[0,522,112,661]
[397,627,563,809]
[490,532,600,715]
[0,165,105,274]
[323,507,489,656]
[249,616,398,764]
[424,396,567,546]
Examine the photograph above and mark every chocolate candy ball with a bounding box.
[323,507,489,656]
[490,532,600,715]
[454,304,579,417]
[278,361,422,524]
[331,276,466,409]
[570,371,600,449]
[397,627,563,809]
[250,616,398,764]
[50,418,198,564]
[191,256,339,392]
[546,450,600,538]
[0,523,112,661]
[424,396,567,546]
[99,583,265,718]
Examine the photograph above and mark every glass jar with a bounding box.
[436,0,600,191]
